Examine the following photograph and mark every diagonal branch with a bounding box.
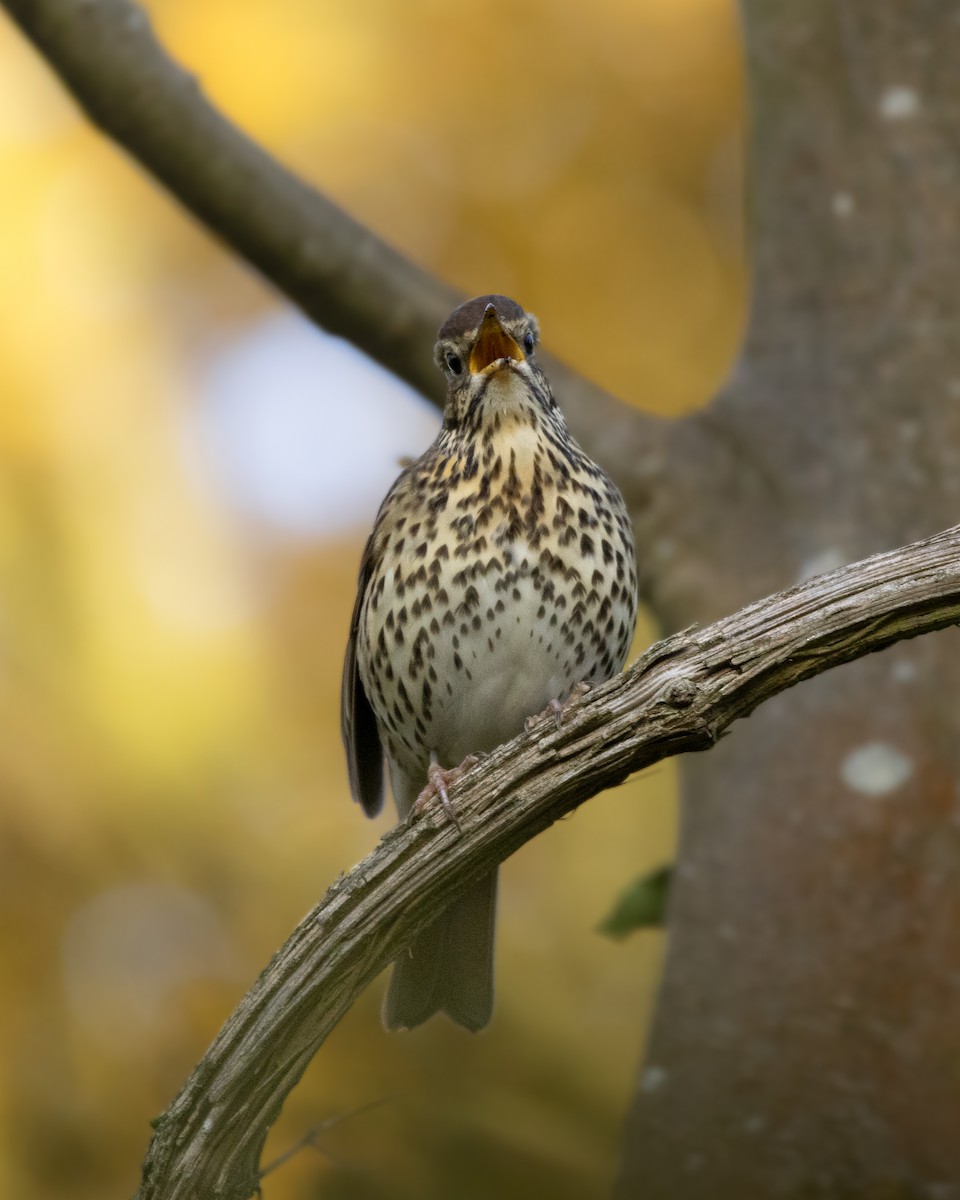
[0,0,646,456]
[2,0,458,405]
[138,523,960,1200]
[0,0,739,615]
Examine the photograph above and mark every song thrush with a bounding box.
[341,295,638,1031]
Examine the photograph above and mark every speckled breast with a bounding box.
[356,427,638,774]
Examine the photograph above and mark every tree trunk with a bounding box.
[619,4,960,1195]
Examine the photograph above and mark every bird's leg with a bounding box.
[410,751,480,833]
[525,681,592,732]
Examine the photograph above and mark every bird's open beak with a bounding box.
[469,304,524,374]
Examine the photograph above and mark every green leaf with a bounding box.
[598,865,673,939]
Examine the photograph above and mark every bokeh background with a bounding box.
[0,1,744,1195]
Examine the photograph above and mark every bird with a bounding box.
[341,295,638,1031]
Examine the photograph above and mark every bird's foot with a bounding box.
[410,755,480,833]
[525,681,592,732]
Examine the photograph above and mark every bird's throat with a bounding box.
[475,366,540,425]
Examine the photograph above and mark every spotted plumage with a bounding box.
[342,295,638,1030]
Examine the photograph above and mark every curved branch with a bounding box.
[138,523,960,1200]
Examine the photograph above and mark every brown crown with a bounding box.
[437,295,526,341]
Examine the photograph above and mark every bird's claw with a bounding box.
[525,681,592,732]
[410,755,480,833]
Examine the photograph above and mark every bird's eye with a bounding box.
[523,331,535,354]
[446,352,463,375]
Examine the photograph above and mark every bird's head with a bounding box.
[433,295,551,431]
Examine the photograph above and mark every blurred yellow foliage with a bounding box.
[0,1,743,1196]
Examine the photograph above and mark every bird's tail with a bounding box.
[383,871,497,1032]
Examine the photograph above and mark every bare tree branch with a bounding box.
[0,0,651,466]
[14,1,956,1190]
[257,1097,389,1180]
[1,0,457,403]
[6,0,767,626]
[137,523,960,1200]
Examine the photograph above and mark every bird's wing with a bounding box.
[341,531,385,817]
